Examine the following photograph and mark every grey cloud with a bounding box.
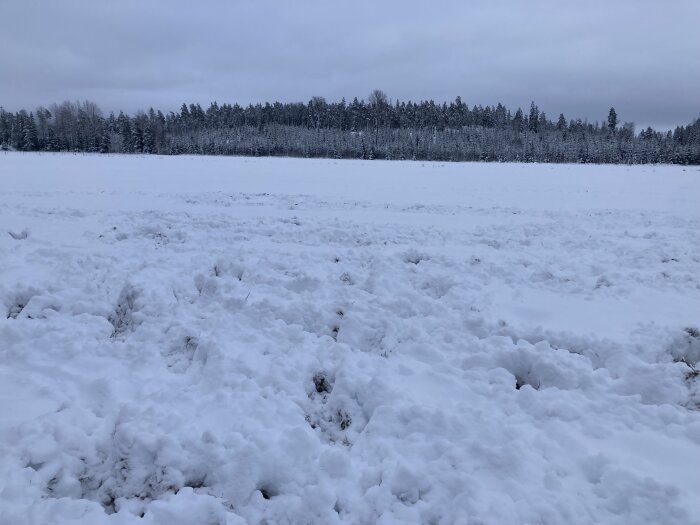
[0,0,698,130]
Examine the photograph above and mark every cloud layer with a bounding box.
[1,0,698,129]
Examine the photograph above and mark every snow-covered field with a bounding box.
[1,152,700,525]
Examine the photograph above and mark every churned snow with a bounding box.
[1,153,700,524]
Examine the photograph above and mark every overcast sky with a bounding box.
[1,0,698,130]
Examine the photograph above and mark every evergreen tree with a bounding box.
[22,113,39,151]
[607,107,618,133]
[556,113,567,131]
[99,128,111,153]
[528,102,539,133]
[131,123,143,153]
[143,124,155,154]
[180,103,190,121]
[513,109,525,133]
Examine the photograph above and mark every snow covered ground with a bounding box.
[1,152,700,524]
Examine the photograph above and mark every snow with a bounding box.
[1,152,700,524]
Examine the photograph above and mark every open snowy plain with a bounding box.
[1,152,700,525]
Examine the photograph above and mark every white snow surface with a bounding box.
[1,152,700,525]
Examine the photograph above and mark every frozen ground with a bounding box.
[1,153,700,524]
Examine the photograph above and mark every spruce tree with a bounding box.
[513,109,525,132]
[528,102,539,133]
[557,113,567,131]
[22,113,39,151]
[99,129,111,153]
[607,107,618,133]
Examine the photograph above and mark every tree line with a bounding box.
[1,91,699,164]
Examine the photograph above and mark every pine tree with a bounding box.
[131,123,143,153]
[528,102,539,133]
[556,113,567,131]
[607,107,618,133]
[513,109,525,133]
[22,113,39,151]
[48,124,64,151]
[180,103,190,122]
[117,111,132,150]
[99,128,111,153]
[143,125,155,154]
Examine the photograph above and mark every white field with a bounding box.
[1,153,700,525]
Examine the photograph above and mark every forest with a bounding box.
[2,91,699,164]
